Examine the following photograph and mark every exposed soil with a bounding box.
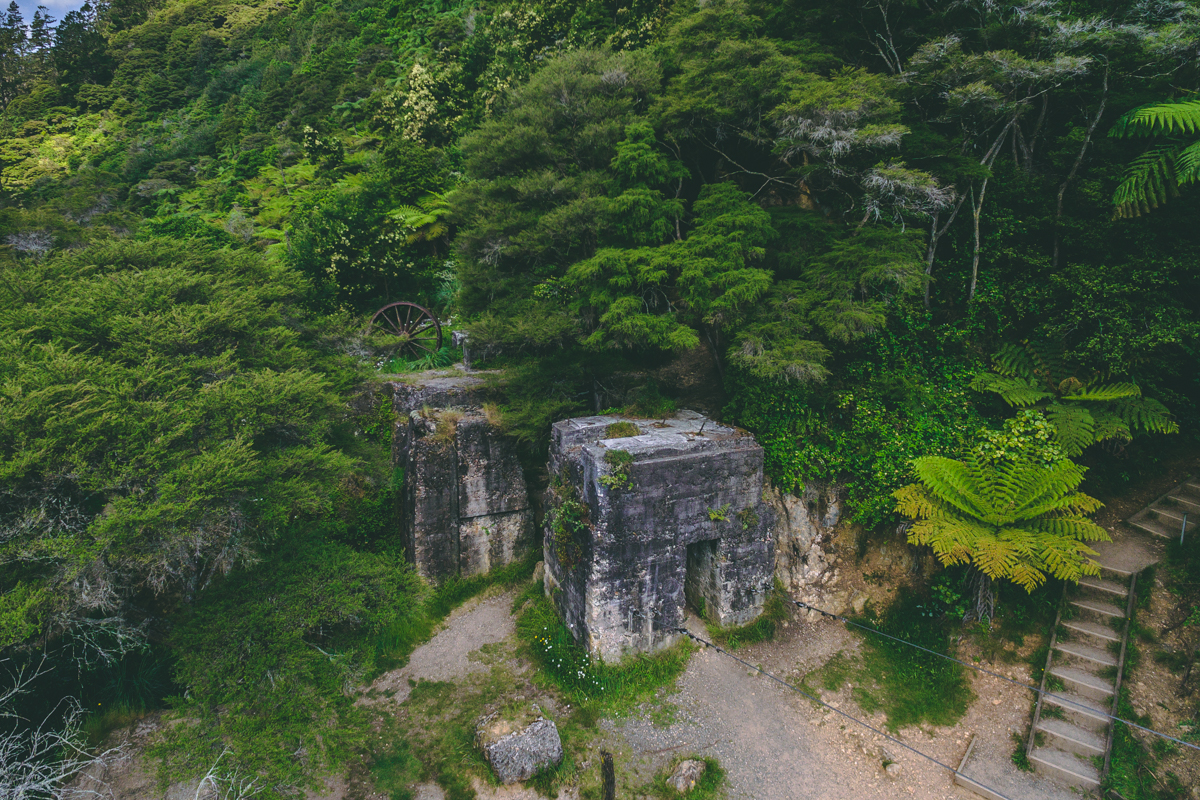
[1123,576,1200,796]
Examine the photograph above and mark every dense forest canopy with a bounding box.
[1,0,1198,796]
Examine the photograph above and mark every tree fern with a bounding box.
[1111,98,1200,216]
[896,454,1109,610]
[975,339,1175,454]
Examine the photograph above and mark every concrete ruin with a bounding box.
[542,411,775,660]
[390,372,533,581]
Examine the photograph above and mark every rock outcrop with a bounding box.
[543,411,775,659]
[767,481,841,605]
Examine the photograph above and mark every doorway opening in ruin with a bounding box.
[684,538,721,620]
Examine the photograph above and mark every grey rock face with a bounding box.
[391,377,532,582]
[475,708,563,784]
[767,481,841,604]
[544,411,776,660]
[667,759,707,793]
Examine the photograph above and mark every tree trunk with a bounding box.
[965,567,995,625]
[1052,69,1108,270]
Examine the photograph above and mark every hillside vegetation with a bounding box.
[1,0,1198,797]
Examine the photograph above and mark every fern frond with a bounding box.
[1046,402,1095,457]
[970,372,1051,407]
[1111,99,1200,137]
[911,456,992,521]
[1090,408,1131,446]
[991,342,1038,382]
[1062,382,1140,402]
[1177,139,1200,185]
[1111,396,1179,435]
[1112,143,1181,218]
[1022,340,1067,388]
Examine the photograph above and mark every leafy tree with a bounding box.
[894,452,1109,622]
[971,340,1177,456]
[0,239,359,654]
[1111,98,1200,217]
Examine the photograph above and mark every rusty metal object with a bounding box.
[368,301,443,357]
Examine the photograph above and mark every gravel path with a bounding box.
[366,590,517,704]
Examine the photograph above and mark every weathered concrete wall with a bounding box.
[390,374,532,582]
[543,411,775,660]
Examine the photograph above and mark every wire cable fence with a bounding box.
[791,599,1200,753]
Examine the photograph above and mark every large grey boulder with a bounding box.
[475,705,563,784]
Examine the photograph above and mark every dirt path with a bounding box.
[605,612,1037,800]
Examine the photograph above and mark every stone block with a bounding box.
[544,411,775,659]
[475,705,563,784]
[393,378,532,583]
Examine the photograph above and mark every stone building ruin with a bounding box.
[542,411,776,660]
[390,373,533,581]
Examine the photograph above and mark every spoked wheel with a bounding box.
[368,302,443,358]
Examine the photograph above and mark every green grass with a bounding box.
[82,703,148,747]
[797,587,974,731]
[707,580,790,650]
[375,670,520,800]
[801,651,856,695]
[516,594,692,714]
[604,421,640,438]
[844,586,974,730]
[381,346,462,374]
[1011,731,1033,772]
[375,553,538,672]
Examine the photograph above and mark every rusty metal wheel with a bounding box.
[368,301,443,358]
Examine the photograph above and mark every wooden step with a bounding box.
[1062,619,1120,644]
[1050,665,1115,699]
[1078,575,1127,598]
[1036,717,1106,756]
[1055,640,1118,667]
[1044,690,1110,725]
[1070,598,1126,619]
[1030,745,1101,789]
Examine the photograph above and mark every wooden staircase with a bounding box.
[1128,476,1200,541]
[1026,561,1136,790]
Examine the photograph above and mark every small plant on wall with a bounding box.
[599,449,634,490]
[547,477,591,570]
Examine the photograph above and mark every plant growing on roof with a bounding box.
[970,339,1176,457]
